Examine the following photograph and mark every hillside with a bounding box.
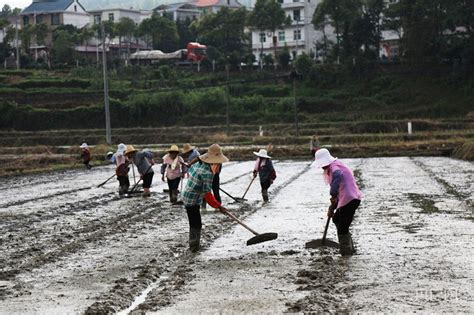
[0,65,472,175]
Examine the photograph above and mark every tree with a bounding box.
[263,53,274,66]
[1,4,12,18]
[441,0,474,65]
[115,17,136,61]
[34,23,48,46]
[191,7,248,66]
[138,12,178,52]
[278,44,291,67]
[247,0,288,66]
[293,52,313,76]
[177,17,194,49]
[20,24,34,53]
[313,0,362,63]
[50,29,76,66]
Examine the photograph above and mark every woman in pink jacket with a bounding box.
[313,148,362,256]
[161,145,187,203]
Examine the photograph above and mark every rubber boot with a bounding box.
[168,190,173,203]
[262,188,269,202]
[338,233,355,256]
[171,190,178,203]
[189,228,201,253]
[119,185,125,196]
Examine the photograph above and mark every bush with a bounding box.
[294,53,314,77]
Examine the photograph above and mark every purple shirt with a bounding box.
[327,160,362,208]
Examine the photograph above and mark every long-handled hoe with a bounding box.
[220,206,277,246]
[97,173,116,188]
[305,215,339,249]
[219,187,246,203]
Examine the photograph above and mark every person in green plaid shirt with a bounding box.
[182,144,228,252]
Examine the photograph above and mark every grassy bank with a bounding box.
[0,66,472,176]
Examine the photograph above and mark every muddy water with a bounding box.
[0,158,472,314]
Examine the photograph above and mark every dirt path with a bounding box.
[0,158,472,314]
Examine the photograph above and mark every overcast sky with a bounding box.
[2,0,31,9]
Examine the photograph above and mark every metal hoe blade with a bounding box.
[305,239,339,249]
[247,232,278,246]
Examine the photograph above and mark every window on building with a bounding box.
[108,13,114,22]
[293,29,301,40]
[278,0,283,3]
[227,0,230,4]
[94,14,101,24]
[23,16,29,26]
[293,9,300,21]
[74,5,77,12]
[278,31,285,42]
[36,15,43,24]
[293,0,300,2]
[51,13,60,25]
[259,32,266,43]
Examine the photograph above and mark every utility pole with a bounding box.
[226,58,230,136]
[295,18,299,58]
[101,22,112,145]
[15,18,19,70]
[292,71,299,138]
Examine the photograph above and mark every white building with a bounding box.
[154,3,201,21]
[87,8,151,25]
[250,0,335,64]
[79,8,152,60]
[193,0,244,14]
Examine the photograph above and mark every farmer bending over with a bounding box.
[313,148,362,256]
[79,143,92,169]
[182,144,228,252]
[125,145,155,197]
[113,143,130,196]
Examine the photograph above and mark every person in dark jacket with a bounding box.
[252,149,276,202]
[79,143,92,169]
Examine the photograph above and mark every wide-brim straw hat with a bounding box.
[253,149,271,159]
[312,148,337,168]
[125,145,138,156]
[182,143,195,154]
[200,144,229,164]
[80,142,88,149]
[167,144,180,153]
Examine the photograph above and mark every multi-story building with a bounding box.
[20,0,89,36]
[250,0,335,64]
[193,0,244,14]
[80,8,152,60]
[154,3,201,21]
[19,0,89,59]
[87,7,151,25]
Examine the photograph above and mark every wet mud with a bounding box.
[0,157,473,314]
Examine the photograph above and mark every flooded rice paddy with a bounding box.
[0,157,472,314]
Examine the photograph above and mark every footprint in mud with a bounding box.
[287,250,351,313]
